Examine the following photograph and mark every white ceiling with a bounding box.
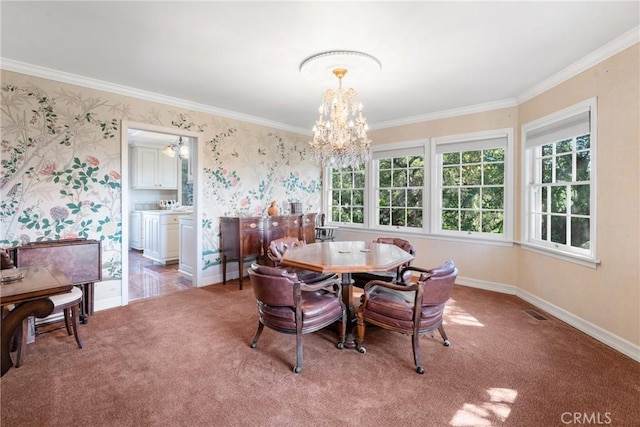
[1,1,638,134]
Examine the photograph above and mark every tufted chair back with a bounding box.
[356,260,458,374]
[267,237,305,266]
[248,264,346,373]
[373,237,415,258]
[1,249,15,270]
[417,260,456,306]
[250,264,298,306]
[352,237,415,288]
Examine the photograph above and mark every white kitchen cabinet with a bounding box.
[178,216,195,277]
[131,146,178,190]
[142,212,188,264]
[130,211,144,250]
[143,213,162,261]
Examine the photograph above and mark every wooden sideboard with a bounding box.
[220,213,316,290]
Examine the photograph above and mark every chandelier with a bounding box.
[301,51,380,168]
[161,136,189,160]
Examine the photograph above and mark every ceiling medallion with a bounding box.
[299,50,381,85]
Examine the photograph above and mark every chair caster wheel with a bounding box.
[337,342,344,349]
[250,342,257,348]
[358,347,366,354]
[294,366,302,373]
[443,340,450,347]
[417,367,425,374]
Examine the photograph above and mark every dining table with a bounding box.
[0,265,73,377]
[280,240,414,348]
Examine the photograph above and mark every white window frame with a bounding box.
[323,163,368,228]
[369,140,428,233]
[521,97,599,267]
[430,128,514,242]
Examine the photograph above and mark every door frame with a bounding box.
[120,121,204,305]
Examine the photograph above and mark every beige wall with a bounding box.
[517,45,639,346]
[365,106,522,287]
[355,44,640,349]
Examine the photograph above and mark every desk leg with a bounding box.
[79,283,94,324]
[222,255,228,285]
[1,299,54,377]
[341,272,357,349]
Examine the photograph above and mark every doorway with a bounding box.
[120,121,204,305]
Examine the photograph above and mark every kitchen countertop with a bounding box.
[136,209,193,215]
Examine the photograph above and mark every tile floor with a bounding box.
[128,250,194,301]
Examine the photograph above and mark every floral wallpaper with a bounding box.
[0,71,321,282]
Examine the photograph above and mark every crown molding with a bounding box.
[370,98,519,130]
[373,25,639,130]
[0,58,311,136]
[517,25,640,104]
[2,25,638,134]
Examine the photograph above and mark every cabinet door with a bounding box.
[240,218,263,258]
[158,152,178,189]
[302,213,316,243]
[162,214,181,259]
[132,147,158,189]
[143,214,161,259]
[179,218,195,276]
[130,212,142,250]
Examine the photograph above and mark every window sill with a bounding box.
[518,242,600,268]
[331,225,514,248]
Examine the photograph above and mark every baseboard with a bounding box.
[516,289,640,363]
[456,276,518,295]
[94,296,122,312]
[457,275,640,362]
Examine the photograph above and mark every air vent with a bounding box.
[523,309,548,320]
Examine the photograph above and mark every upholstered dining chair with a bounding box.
[267,237,304,266]
[267,237,333,283]
[248,264,346,373]
[355,260,458,374]
[14,286,84,367]
[352,237,416,288]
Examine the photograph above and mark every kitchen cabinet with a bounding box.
[131,145,178,190]
[178,216,195,277]
[142,211,189,264]
[130,211,144,250]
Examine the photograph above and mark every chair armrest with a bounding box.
[397,266,433,285]
[266,252,279,264]
[299,274,341,293]
[363,279,419,293]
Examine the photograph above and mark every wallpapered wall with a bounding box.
[0,71,321,280]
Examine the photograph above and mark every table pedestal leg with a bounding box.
[340,272,358,349]
[1,299,54,377]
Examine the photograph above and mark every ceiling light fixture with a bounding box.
[300,51,381,168]
[162,136,189,160]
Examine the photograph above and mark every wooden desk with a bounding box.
[9,239,102,321]
[1,265,73,377]
[280,241,414,348]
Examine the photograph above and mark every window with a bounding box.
[522,98,597,263]
[373,143,425,230]
[432,130,513,241]
[327,164,365,224]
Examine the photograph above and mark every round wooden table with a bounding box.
[281,241,414,348]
